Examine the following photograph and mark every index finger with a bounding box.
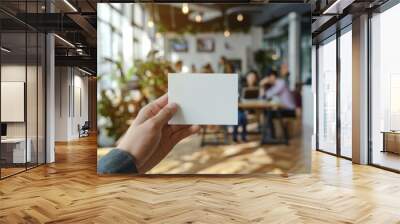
[153,93,168,109]
[134,93,169,125]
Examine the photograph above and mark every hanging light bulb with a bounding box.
[237,14,244,22]
[195,14,202,23]
[224,29,231,37]
[271,53,279,61]
[182,3,189,14]
[223,13,230,38]
[147,20,154,28]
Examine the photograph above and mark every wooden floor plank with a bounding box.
[1,135,400,223]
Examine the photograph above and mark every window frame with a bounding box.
[315,20,353,160]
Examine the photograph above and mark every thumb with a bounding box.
[152,103,178,126]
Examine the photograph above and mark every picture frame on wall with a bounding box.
[170,38,189,52]
[197,38,215,52]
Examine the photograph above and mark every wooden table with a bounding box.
[1,138,32,165]
[239,101,282,110]
[239,100,288,145]
[381,131,400,154]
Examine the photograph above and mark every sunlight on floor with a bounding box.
[98,132,306,174]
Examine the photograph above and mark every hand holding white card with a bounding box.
[168,73,238,125]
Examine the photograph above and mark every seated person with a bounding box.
[98,94,200,174]
[233,111,247,143]
[259,71,296,139]
[245,70,259,88]
[174,60,183,73]
[233,71,260,142]
[201,63,214,73]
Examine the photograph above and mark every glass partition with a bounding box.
[0,1,46,179]
[1,30,28,177]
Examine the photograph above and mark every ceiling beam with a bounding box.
[55,55,96,72]
[67,13,97,39]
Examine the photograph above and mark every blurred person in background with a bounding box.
[260,71,295,139]
[260,70,295,109]
[201,63,214,73]
[174,60,183,73]
[218,56,228,73]
[279,63,290,85]
[217,56,226,73]
[191,64,197,73]
[233,71,260,142]
[224,62,234,74]
[246,70,259,87]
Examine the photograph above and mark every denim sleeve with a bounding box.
[97,148,138,174]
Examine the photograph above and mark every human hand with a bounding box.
[259,76,270,86]
[117,94,200,174]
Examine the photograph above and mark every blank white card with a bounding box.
[168,73,238,125]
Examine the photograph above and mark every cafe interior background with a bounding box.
[97,3,312,174]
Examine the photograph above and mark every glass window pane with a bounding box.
[340,29,352,158]
[371,4,400,171]
[318,37,337,154]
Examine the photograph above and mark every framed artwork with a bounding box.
[170,38,188,52]
[197,38,215,52]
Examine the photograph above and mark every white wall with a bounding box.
[55,67,68,141]
[1,66,26,139]
[55,67,89,141]
[71,74,89,138]
[1,65,41,137]
[165,27,263,75]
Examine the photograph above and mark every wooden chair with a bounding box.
[78,121,90,138]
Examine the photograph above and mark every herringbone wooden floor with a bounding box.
[1,136,400,223]
[98,136,307,174]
